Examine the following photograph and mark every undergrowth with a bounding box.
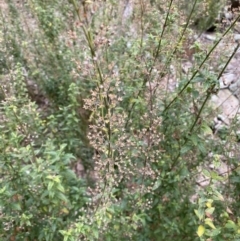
[0,0,240,240]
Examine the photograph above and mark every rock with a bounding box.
[211,89,239,119]
[219,73,236,88]
[234,47,240,58]
[203,34,216,41]
[122,0,133,25]
[182,61,193,74]
[234,23,240,34]
[213,115,229,133]
[226,58,239,73]
[72,160,85,178]
[234,34,240,42]
[229,79,240,99]
[216,114,231,125]
[224,11,233,20]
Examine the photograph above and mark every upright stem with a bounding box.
[164,13,240,113]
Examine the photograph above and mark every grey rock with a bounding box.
[182,61,193,74]
[229,79,240,99]
[219,73,236,89]
[217,114,231,125]
[224,11,233,21]
[234,34,240,42]
[226,58,239,73]
[211,89,239,119]
[122,0,133,25]
[234,22,240,34]
[203,34,216,41]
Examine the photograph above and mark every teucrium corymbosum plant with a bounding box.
[0,63,88,240]
[1,0,240,240]
[69,1,240,240]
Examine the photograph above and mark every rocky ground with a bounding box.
[179,3,240,188]
[180,3,240,131]
[1,0,240,181]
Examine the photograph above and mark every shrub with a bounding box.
[1,0,240,241]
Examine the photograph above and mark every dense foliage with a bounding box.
[1,0,240,240]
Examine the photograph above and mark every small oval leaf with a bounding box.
[197,225,205,237]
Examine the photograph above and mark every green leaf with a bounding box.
[192,90,199,98]
[64,169,77,179]
[205,218,216,229]
[152,179,161,190]
[53,176,61,183]
[186,86,192,93]
[198,142,207,154]
[230,176,240,183]
[213,190,224,201]
[194,209,204,221]
[93,229,99,239]
[180,145,192,154]
[189,134,198,146]
[48,181,54,191]
[205,207,215,215]
[179,166,189,178]
[12,202,22,211]
[201,123,213,135]
[210,171,224,181]
[0,186,6,194]
[57,184,65,193]
[194,209,200,219]
[193,75,205,83]
[204,228,221,237]
[202,169,211,178]
[199,197,207,204]
[57,192,68,202]
[225,220,237,230]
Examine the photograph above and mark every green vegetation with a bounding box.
[0,0,240,240]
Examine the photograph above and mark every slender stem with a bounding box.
[125,0,197,129]
[164,13,240,113]
[189,43,239,133]
[162,0,198,72]
[125,0,174,129]
[70,0,111,145]
[152,0,174,62]
[70,0,114,213]
[170,42,240,171]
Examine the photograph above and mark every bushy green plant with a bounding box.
[1,0,240,241]
[0,63,88,240]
